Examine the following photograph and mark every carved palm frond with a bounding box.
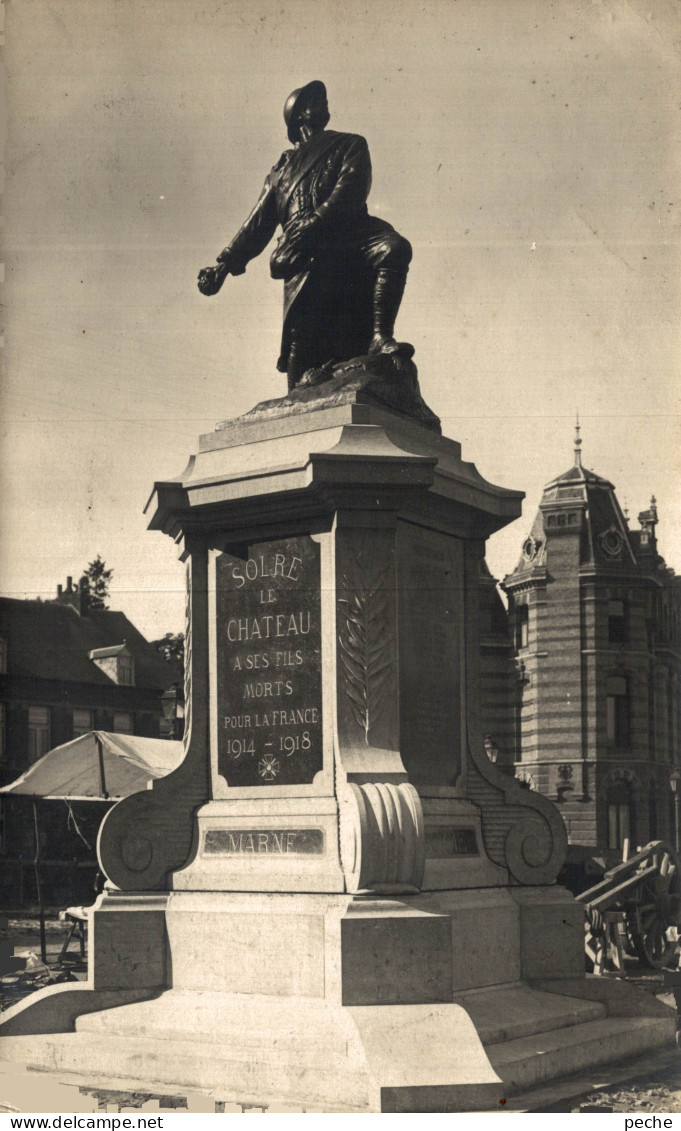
[338,555,392,743]
[183,565,192,739]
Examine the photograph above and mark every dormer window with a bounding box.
[522,536,540,564]
[600,526,624,558]
[89,644,135,686]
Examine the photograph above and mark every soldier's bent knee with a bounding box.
[379,233,412,269]
[394,234,413,266]
[363,231,412,271]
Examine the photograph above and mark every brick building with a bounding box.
[502,427,681,851]
[478,558,517,772]
[0,576,182,905]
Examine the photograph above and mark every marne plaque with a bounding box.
[216,536,323,786]
[204,828,324,855]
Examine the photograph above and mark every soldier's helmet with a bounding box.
[283,80,327,143]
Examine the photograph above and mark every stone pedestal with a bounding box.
[99,394,567,898]
[1,385,674,1111]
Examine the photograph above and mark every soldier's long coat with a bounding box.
[223,129,393,370]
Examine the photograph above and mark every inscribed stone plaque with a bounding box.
[425,827,478,858]
[397,526,462,785]
[204,828,325,855]
[216,536,323,785]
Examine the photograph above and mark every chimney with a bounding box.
[78,574,91,616]
[53,576,84,615]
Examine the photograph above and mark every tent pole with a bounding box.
[95,733,109,799]
[32,797,47,964]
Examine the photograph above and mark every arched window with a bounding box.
[607,780,634,850]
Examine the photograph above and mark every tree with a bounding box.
[81,555,113,611]
[151,632,185,665]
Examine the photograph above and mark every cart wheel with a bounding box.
[626,846,681,969]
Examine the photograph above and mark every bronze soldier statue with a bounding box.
[198,81,413,390]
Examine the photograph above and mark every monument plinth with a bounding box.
[2,383,673,1113]
[98,376,567,902]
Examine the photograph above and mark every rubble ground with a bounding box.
[567,1057,681,1113]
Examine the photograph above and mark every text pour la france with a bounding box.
[223,707,320,729]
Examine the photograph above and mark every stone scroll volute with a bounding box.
[461,543,567,884]
[97,541,211,890]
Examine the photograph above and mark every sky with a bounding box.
[1,0,679,640]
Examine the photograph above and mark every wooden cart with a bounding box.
[576,840,681,972]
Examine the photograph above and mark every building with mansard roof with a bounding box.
[0,575,182,906]
[502,426,681,853]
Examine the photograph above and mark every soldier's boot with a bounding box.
[368,267,408,355]
[286,333,317,391]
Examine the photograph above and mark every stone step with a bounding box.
[487,1014,673,1095]
[75,990,349,1056]
[0,1031,374,1112]
[76,984,607,1051]
[0,994,673,1112]
[453,982,607,1046]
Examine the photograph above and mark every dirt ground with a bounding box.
[0,915,88,1014]
[563,1056,681,1113]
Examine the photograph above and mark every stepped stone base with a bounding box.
[0,983,673,1112]
[0,886,675,1112]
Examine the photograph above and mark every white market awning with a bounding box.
[0,730,184,801]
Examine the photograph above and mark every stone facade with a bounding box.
[503,429,681,851]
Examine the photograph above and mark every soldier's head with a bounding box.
[284,80,329,143]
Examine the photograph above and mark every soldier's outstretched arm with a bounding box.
[198,165,281,296]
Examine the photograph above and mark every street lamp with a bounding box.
[483,735,499,764]
[669,769,681,853]
[161,684,182,740]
